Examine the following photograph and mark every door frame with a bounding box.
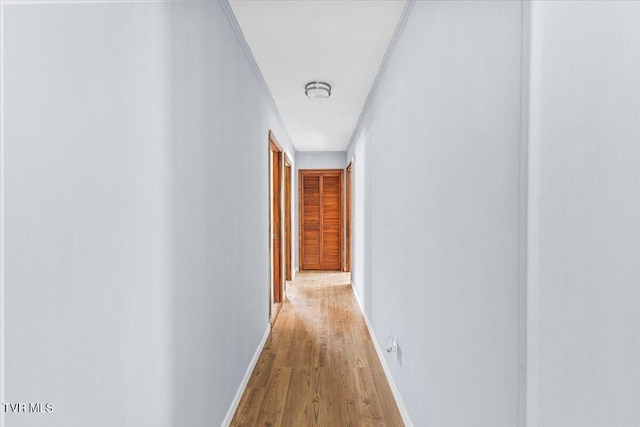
[284,155,293,281]
[298,168,344,271]
[345,162,353,272]
[269,131,284,312]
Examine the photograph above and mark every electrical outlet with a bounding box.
[386,336,398,360]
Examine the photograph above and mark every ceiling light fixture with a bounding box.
[305,81,331,99]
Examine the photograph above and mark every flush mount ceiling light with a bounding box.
[305,81,331,99]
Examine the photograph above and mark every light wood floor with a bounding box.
[231,271,404,427]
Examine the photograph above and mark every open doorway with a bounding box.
[269,131,284,324]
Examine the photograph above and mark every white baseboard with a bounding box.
[351,286,414,427]
[220,323,271,427]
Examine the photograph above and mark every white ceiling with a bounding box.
[229,0,407,152]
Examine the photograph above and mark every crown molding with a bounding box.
[346,0,415,154]
[219,0,296,156]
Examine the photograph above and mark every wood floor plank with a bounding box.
[331,343,358,426]
[231,387,265,427]
[280,368,315,426]
[352,366,386,425]
[272,309,298,367]
[373,372,406,427]
[250,352,276,389]
[256,366,292,426]
[230,271,404,427]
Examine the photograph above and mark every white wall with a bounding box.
[527,2,640,426]
[1,1,293,426]
[347,1,525,425]
[350,129,373,310]
[295,151,346,170]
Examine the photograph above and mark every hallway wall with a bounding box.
[347,1,525,425]
[295,151,346,170]
[527,2,640,426]
[1,2,293,426]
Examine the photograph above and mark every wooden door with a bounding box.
[299,169,343,270]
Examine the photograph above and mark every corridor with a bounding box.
[231,272,403,426]
[2,1,639,426]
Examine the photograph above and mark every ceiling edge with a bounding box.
[219,0,297,158]
[345,0,416,155]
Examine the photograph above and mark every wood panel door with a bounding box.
[299,169,343,270]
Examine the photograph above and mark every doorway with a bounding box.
[284,156,293,281]
[269,131,284,322]
[299,169,344,271]
[345,162,353,272]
